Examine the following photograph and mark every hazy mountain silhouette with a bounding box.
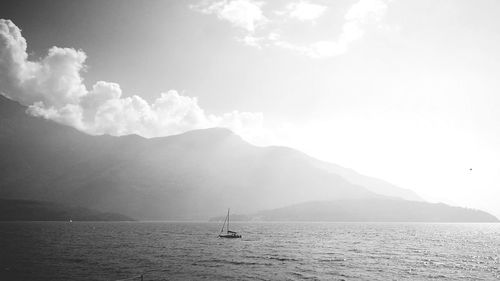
[0,198,132,221]
[211,199,497,222]
[312,161,423,201]
[0,95,495,221]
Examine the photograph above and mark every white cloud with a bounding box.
[271,0,388,58]
[283,1,327,22]
[192,0,267,32]
[239,34,265,48]
[27,102,85,130]
[191,0,391,59]
[0,19,271,143]
[345,0,388,22]
[0,19,87,106]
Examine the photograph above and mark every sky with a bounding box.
[1,0,500,216]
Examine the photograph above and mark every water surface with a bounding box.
[1,222,499,280]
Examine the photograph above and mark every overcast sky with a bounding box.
[1,0,500,216]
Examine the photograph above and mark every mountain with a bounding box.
[0,198,133,221]
[311,161,423,201]
[213,199,497,222]
[0,95,495,221]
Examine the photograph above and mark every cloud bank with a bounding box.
[192,0,391,58]
[0,19,266,142]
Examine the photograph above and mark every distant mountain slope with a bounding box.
[259,146,424,202]
[214,199,497,222]
[0,95,482,221]
[0,198,133,221]
[0,96,377,219]
[312,161,424,201]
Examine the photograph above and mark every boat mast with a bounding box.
[227,208,230,233]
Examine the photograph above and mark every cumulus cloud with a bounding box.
[192,0,267,32]
[0,19,268,143]
[0,20,87,106]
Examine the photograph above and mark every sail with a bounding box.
[219,213,227,234]
[218,208,241,238]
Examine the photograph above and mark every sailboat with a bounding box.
[218,208,242,239]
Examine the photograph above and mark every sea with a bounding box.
[0,222,499,281]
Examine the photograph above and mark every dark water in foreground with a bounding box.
[1,222,499,281]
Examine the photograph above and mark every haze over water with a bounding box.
[1,222,499,280]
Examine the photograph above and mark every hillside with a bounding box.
[0,198,133,221]
[1,95,493,221]
[252,199,499,222]
[210,199,498,222]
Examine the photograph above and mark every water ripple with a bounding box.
[1,222,499,280]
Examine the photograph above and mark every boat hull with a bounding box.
[219,234,242,239]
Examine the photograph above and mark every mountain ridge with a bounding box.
[0,95,494,221]
[217,199,498,222]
